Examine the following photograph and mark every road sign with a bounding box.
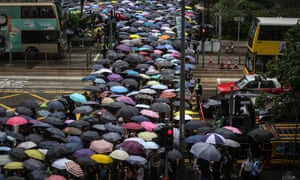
[234,16,244,22]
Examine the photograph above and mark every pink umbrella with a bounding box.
[89,139,113,153]
[115,96,136,105]
[140,109,159,119]
[121,140,145,155]
[5,116,28,125]
[223,126,242,134]
[140,121,158,131]
[45,175,66,180]
[122,122,144,130]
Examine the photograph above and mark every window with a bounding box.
[22,30,58,43]
[261,81,275,88]
[245,81,258,89]
[258,25,291,41]
[21,6,55,18]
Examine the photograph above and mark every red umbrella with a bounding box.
[223,126,242,134]
[140,121,158,131]
[140,109,159,119]
[122,122,144,130]
[159,92,176,98]
[6,116,28,126]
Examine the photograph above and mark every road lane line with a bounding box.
[0,94,21,100]
[0,103,15,112]
[29,93,49,102]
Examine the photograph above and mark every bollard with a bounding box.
[208,56,213,64]
[219,57,224,69]
[226,58,232,69]
[233,58,239,69]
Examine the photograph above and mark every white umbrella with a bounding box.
[223,139,241,148]
[190,142,221,161]
[109,149,129,160]
[125,155,147,165]
[51,158,72,170]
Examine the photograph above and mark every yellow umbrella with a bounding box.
[146,80,160,86]
[185,6,192,9]
[24,149,45,161]
[90,154,113,164]
[174,110,195,116]
[139,74,150,79]
[130,34,141,39]
[138,131,158,141]
[4,161,23,170]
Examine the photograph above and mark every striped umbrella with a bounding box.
[65,160,84,177]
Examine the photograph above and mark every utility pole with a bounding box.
[217,0,222,64]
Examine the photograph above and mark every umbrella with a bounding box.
[138,131,158,141]
[190,142,221,161]
[185,134,205,144]
[43,117,64,126]
[121,140,145,155]
[109,149,129,160]
[5,116,28,125]
[4,161,24,170]
[46,145,67,159]
[125,155,147,165]
[73,106,93,114]
[184,120,205,131]
[9,147,26,160]
[64,142,83,153]
[17,141,37,149]
[69,93,87,103]
[38,140,60,149]
[47,101,65,111]
[18,99,39,109]
[223,126,242,134]
[27,170,49,180]
[64,127,82,136]
[0,154,12,166]
[116,96,136,105]
[24,149,45,160]
[140,121,158,131]
[223,139,241,148]
[150,102,171,113]
[248,128,273,143]
[89,139,113,153]
[102,132,122,143]
[122,122,144,131]
[168,148,183,160]
[101,112,117,122]
[45,175,66,180]
[93,78,106,84]
[65,160,84,178]
[116,105,139,120]
[73,148,95,158]
[159,91,176,98]
[51,158,72,170]
[90,154,113,164]
[107,73,124,82]
[81,131,101,142]
[15,106,33,116]
[200,133,225,145]
[110,85,129,94]
[46,127,66,137]
[75,157,96,166]
[121,78,139,88]
[104,123,124,134]
[23,158,44,171]
[116,44,132,52]
[130,115,150,122]
[140,109,159,119]
[143,141,160,150]
[214,128,237,139]
[69,120,90,129]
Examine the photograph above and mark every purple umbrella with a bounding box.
[121,140,145,156]
[107,73,124,82]
[116,44,132,52]
[115,96,136,105]
[73,148,95,158]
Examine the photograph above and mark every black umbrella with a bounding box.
[215,128,238,139]
[168,148,183,160]
[23,158,44,171]
[172,100,190,108]
[135,63,150,71]
[121,78,139,89]
[9,147,26,160]
[46,144,67,160]
[76,157,97,166]
[43,116,64,127]
[116,105,139,120]
[124,53,146,64]
[27,170,49,180]
[38,140,60,149]
[46,127,66,137]
[69,120,90,129]
[184,120,205,131]
[154,97,171,104]
[80,130,101,142]
[80,115,99,125]
[150,102,171,113]
[111,60,130,70]
[73,105,93,114]
[101,112,117,122]
[50,134,68,143]
[47,100,65,111]
[83,85,103,92]
[64,142,84,154]
[248,128,273,143]
[104,123,124,134]
[25,134,44,144]
[48,111,66,119]
[15,106,33,116]
[18,99,39,109]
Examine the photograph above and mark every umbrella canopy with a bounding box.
[223,126,242,134]
[121,140,145,156]
[140,121,158,131]
[150,102,171,113]
[184,120,205,131]
[45,175,66,180]
[102,132,122,143]
[23,158,44,171]
[122,122,144,131]
[24,149,45,161]
[51,158,72,170]
[109,149,129,160]
[190,142,221,161]
[73,148,95,158]
[4,161,24,170]
[18,99,39,109]
[47,101,65,111]
[143,141,160,150]
[200,133,225,145]
[140,109,159,119]
[248,128,273,143]
[125,155,147,165]
[137,131,158,141]
[69,93,87,103]
[223,139,241,148]
[5,116,28,126]
[90,154,113,164]
[116,96,136,105]
[110,85,129,94]
[116,105,139,120]
[17,141,37,149]
[89,139,114,153]
[73,106,93,114]
[168,148,183,160]
[65,160,84,178]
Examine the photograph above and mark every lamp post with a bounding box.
[234,16,244,64]
[217,0,222,64]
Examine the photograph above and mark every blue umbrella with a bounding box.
[70,93,87,103]
[94,78,106,84]
[81,75,96,81]
[185,134,205,144]
[130,115,150,122]
[110,85,129,94]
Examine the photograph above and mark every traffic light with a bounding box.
[200,24,213,41]
[164,126,173,151]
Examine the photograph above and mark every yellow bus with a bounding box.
[244,17,300,74]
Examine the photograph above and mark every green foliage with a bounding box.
[265,23,300,120]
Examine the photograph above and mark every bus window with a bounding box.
[22,30,58,43]
[21,6,55,18]
[245,51,254,72]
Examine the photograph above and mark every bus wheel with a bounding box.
[25,47,39,60]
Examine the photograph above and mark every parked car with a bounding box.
[216,74,284,96]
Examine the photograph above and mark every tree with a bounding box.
[265,23,300,120]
